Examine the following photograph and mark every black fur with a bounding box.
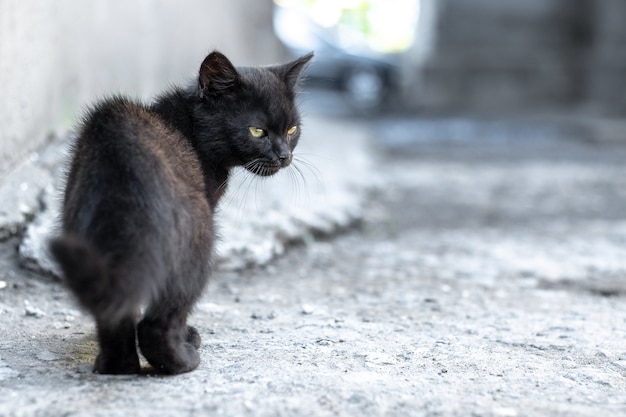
[49,51,313,375]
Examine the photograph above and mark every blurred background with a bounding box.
[1,0,625,181]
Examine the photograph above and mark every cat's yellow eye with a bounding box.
[287,125,298,136]
[249,127,265,138]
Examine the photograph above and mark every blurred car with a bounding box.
[274,5,399,113]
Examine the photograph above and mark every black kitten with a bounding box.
[49,51,313,375]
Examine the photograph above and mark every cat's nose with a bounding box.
[273,141,292,166]
[277,152,292,166]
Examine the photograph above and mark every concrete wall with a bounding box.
[404,0,624,113]
[0,0,283,181]
[404,0,581,112]
[589,0,626,109]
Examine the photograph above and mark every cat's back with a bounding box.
[79,96,153,141]
[64,96,208,246]
[76,96,191,164]
[70,96,202,192]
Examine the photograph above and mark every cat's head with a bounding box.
[195,51,313,176]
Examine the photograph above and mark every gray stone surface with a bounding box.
[0,148,55,241]
[1,112,626,417]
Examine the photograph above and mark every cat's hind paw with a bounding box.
[137,320,201,375]
[94,352,140,375]
[186,325,201,349]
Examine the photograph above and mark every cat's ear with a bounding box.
[274,52,314,90]
[198,51,240,97]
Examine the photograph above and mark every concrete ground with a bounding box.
[1,97,626,416]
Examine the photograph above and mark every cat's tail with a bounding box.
[49,235,135,324]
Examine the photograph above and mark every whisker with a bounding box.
[219,168,244,210]
[291,166,307,204]
[221,168,256,222]
[216,178,229,197]
[235,167,260,222]
[220,155,323,223]
[293,156,324,192]
[293,152,334,163]
[291,163,307,190]
[222,159,267,220]
[294,155,323,175]
[287,165,301,201]
[284,166,300,204]
[253,169,267,211]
